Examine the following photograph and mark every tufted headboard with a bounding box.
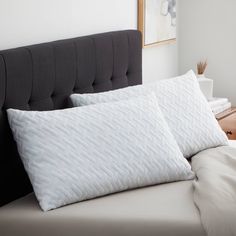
[0,30,142,206]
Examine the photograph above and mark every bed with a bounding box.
[0,30,235,236]
[0,181,204,236]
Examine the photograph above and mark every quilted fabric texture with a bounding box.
[153,71,228,157]
[70,84,146,106]
[71,71,228,158]
[7,94,194,211]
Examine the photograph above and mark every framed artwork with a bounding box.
[138,0,177,48]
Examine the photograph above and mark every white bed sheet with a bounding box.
[0,180,205,236]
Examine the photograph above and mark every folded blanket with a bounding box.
[192,146,236,236]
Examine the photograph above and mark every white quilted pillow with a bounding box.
[7,94,194,211]
[71,71,228,157]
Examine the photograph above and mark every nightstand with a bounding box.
[216,108,236,140]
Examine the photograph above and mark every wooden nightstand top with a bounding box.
[216,107,236,120]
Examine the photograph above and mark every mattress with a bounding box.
[0,180,205,236]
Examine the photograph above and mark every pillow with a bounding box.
[71,83,148,106]
[70,71,228,158]
[7,94,194,211]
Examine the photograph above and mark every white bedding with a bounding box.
[7,94,193,211]
[71,70,228,158]
[192,145,236,236]
[1,142,236,235]
[0,181,205,236]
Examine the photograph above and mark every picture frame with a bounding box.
[138,0,177,48]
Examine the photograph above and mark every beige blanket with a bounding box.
[192,146,236,236]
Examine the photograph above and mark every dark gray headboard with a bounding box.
[0,30,142,206]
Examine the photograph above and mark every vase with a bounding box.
[197,75,213,100]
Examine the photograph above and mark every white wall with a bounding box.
[179,0,236,105]
[143,43,178,83]
[0,0,178,83]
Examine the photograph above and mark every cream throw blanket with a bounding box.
[192,146,236,236]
